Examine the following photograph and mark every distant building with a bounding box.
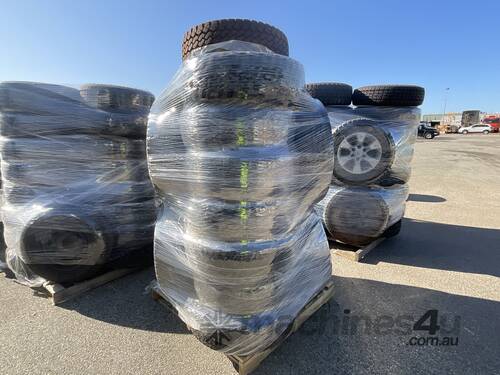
[422,113,461,126]
[422,111,499,126]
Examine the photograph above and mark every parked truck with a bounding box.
[461,110,480,128]
[483,115,500,132]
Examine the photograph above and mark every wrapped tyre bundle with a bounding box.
[155,207,330,354]
[0,82,154,138]
[149,19,333,356]
[316,185,409,246]
[351,85,424,186]
[0,81,156,285]
[309,82,424,245]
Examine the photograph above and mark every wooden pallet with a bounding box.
[151,277,335,375]
[41,267,142,305]
[330,237,385,262]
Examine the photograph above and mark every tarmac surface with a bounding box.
[1,133,499,374]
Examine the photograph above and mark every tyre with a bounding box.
[424,132,434,139]
[189,52,303,104]
[483,130,490,134]
[305,82,352,106]
[182,198,294,242]
[383,219,402,238]
[79,84,154,113]
[182,19,289,60]
[0,109,149,139]
[332,119,395,185]
[19,211,108,283]
[2,136,146,162]
[323,187,389,246]
[462,130,468,134]
[352,85,425,107]
[0,81,84,115]
[188,238,292,315]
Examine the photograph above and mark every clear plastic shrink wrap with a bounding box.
[316,184,409,246]
[307,83,424,246]
[0,81,156,285]
[148,20,334,356]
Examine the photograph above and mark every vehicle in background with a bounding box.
[446,124,460,133]
[461,110,480,128]
[483,116,500,132]
[418,123,440,139]
[458,124,492,134]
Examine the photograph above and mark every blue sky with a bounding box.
[1,0,499,114]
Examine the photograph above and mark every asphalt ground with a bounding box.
[1,133,499,374]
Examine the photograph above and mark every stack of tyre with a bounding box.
[148,19,333,355]
[307,83,424,246]
[0,81,156,285]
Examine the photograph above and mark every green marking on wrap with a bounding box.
[240,162,249,190]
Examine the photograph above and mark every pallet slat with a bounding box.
[42,267,141,305]
[330,237,385,262]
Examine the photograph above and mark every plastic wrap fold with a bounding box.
[0,81,156,286]
[148,41,334,355]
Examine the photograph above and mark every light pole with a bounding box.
[442,87,450,126]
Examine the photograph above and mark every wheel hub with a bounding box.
[337,132,382,174]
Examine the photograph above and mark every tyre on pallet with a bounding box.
[332,118,395,185]
[305,82,352,106]
[18,210,108,284]
[0,81,85,115]
[352,85,425,107]
[323,187,390,246]
[79,84,154,113]
[189,52,304,105]
[182,19,289,60]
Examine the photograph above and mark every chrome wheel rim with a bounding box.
[337,132,382,174]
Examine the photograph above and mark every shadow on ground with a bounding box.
[365,218,500,277]
[407,194,446,203]
[60,267,189,334]
[254,277,499,374]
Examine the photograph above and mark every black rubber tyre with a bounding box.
[0,81,86,115]
[190,52,303,104]
[324,188,389,246]
[483,130,490,134]
[424,132,434,139]
[19,211,108,284]
[182,19,289,60]
[462,130,468,135]
[305,82,352,106]
[187,239,291,315]
[2,136,146,162]
[79,84,154,113]
[333,119,395,185]
[352,85,425,107]
[383,219,402,238]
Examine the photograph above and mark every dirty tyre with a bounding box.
[324,188,389,246]
[305,82,352,106]
[333,119,394,184]
[182,19,289,60]
[19,212,107,283]
[352,85,425,107]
